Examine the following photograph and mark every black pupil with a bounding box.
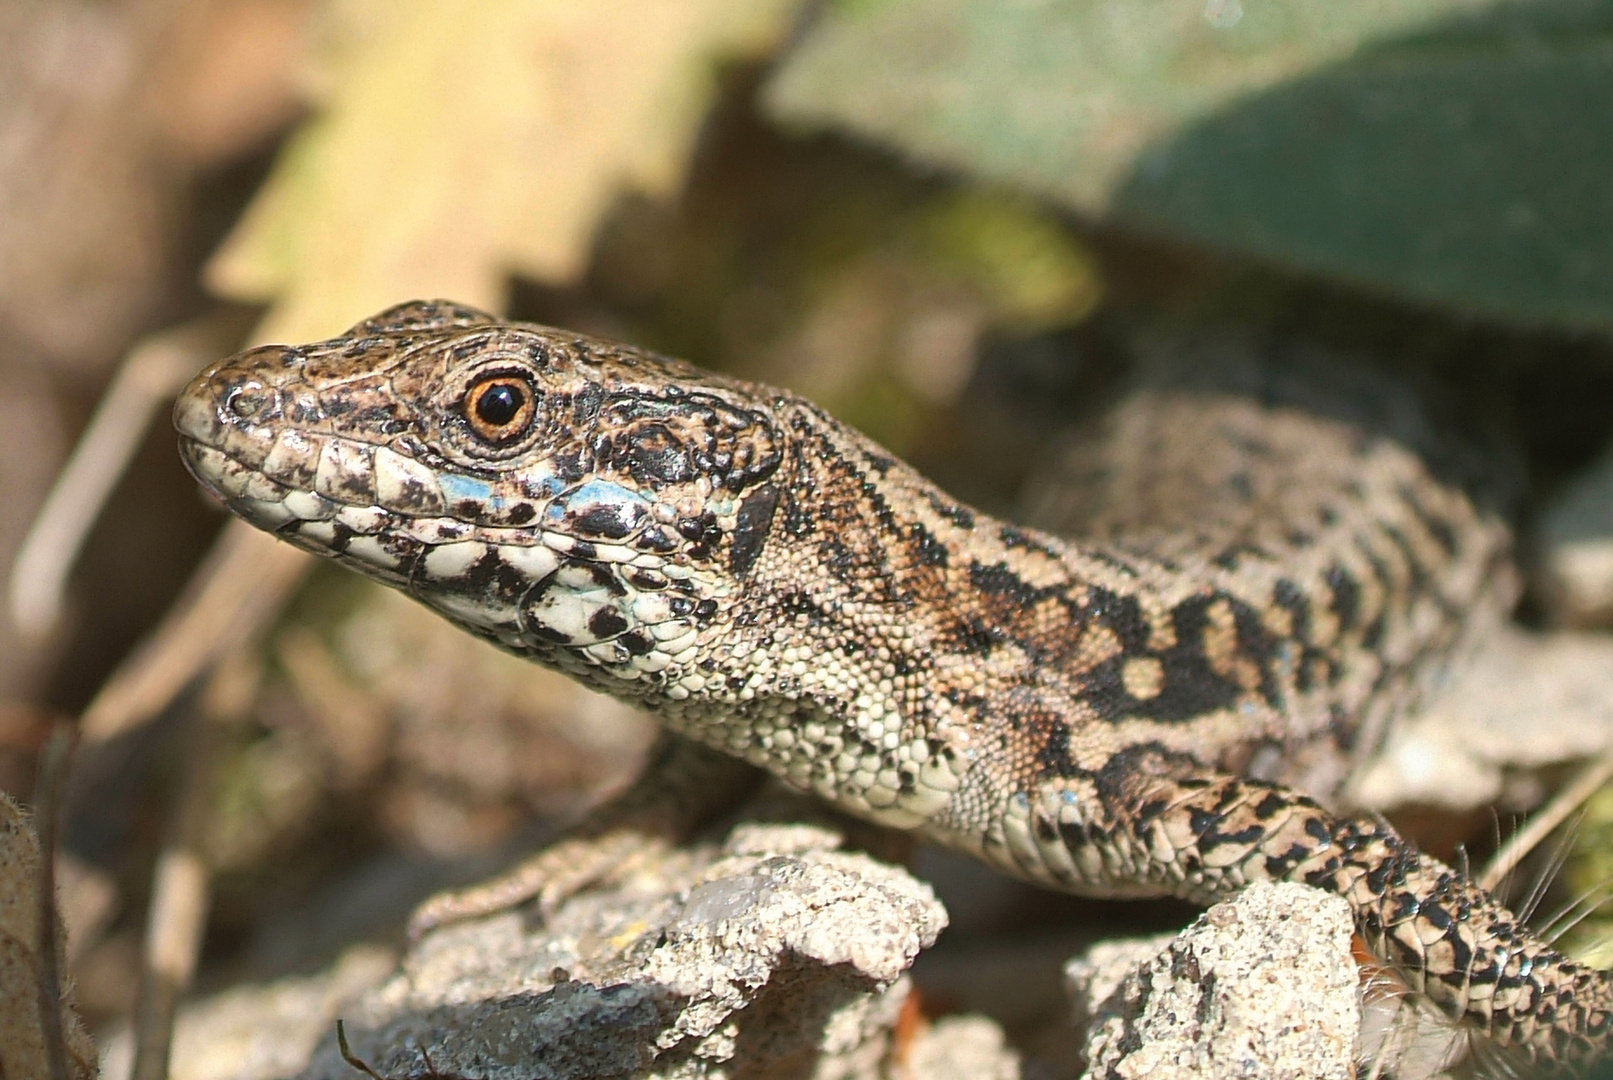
[475,382,524,427]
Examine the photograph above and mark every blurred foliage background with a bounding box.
[5,0,1613,1074]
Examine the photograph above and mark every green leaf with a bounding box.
[766,0,1613,332]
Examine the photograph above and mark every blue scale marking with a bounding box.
[440,468,564,514]
[439,472,501,510]
[547,479,651,519]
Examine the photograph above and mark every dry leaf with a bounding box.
[0,793,99,1080]
[207,0,806,343]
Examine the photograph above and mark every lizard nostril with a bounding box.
[224,382,267,420]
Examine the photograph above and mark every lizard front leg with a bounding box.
[407,735,763,938]
[980,750,1612,1066]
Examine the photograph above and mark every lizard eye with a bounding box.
[465,376,535,443]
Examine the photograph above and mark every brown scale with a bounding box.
[174,301,1610,1069]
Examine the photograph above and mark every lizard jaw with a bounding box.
[175,429,715,693]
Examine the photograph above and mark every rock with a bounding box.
[1068,881,1359,1080]
[895,1014,1021,1080]
[99,945,398,1080]
[106,806,946,1080]
[1350,627,1613,811]
[296,810,947,1080]
[1535,442,1613,628]
[1065,932,1178,1035]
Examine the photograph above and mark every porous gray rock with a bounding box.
[1350,627,1613,811]
[1535,442,1613,629]
[297,813,948,1080]
[99,946,398,1080]
[1068,881,1359,1080]
[894,1015,1021,1080]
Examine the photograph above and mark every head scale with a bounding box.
[174,300,789,697]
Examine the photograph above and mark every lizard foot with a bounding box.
[407,735,761,940]
[407,826,670,940]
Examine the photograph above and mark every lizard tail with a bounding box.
[1014,769,1613,1068]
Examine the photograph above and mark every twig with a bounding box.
[335,1018,449,1080]
[336,1021,387,1080]
[8,311,246,642]
[31,720,77,1080]
[1480,749,1613,893]
[129,648,262,1080]
[80,519,311,745]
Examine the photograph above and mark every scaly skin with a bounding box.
[173,300,1612,1067]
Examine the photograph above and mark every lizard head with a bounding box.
[174,300,789,697]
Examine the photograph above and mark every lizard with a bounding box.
[172,299,1612,1069]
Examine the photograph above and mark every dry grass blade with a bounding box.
[1541,877,1613,948]
[1479,749,1613,893]
[130,848,209,1080]
[1515,812,1582,929]
[8,311,247,643]
[130,649,262,1080]
[80,519,310,745]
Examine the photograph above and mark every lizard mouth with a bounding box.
[175,396,712,691]
[177,430,418,563]
[176,431,707,678]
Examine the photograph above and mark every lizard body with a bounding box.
[174,300,1611,1067]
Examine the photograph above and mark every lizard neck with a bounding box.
[644,398,1277,824]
